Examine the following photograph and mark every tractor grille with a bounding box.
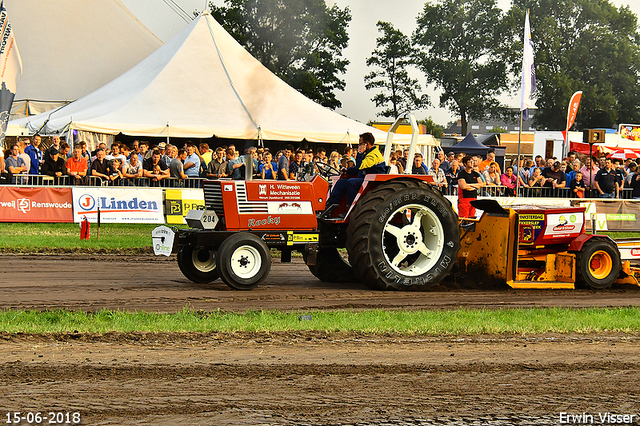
[236,181,268,213]
[203,180,268,215]
[203,181,224,215]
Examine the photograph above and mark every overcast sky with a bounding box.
[122,0,640,127]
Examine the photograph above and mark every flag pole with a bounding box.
[516,112,523,194]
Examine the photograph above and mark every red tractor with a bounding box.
[169,117,460,290]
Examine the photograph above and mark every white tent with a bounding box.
[13,12,436,146]
[6,0,162,118]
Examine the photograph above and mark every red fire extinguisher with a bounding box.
[80,216,90,240]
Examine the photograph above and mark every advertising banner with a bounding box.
[72,188,164,223]
[164,189,205,225]
[0,187,73,222]
[576,200,640,232]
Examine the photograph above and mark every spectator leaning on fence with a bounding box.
[445,160,460,195]
[42,148,67,177]
[226,148,244,180]
[91,149,112,184]
[570,171,586,198]
[427,158,447,192]
[542,161,566,190]
[123,152,143,181]
[207,147,227,179]
[66,146,88,184]
[483,161,501,186]
[501,166,517,196]
[143,150,170,185]
[6,144,27,175]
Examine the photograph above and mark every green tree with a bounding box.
[210,0,351,109]
[418,117,444,138]
[506,0,640,130]
[364,21,429,118]
[412,0,510,135]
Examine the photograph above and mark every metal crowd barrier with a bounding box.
[5,174,639,200]
[7,174,206,188]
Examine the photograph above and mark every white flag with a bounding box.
[520,10,535,121]
[0,1,22,153]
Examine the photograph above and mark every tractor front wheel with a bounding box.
[575,237,621,289]
[177,246,219,283]
[346,179,460,290]
[216,233,272,290]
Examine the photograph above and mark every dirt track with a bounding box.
[1,255,640,425]
[2,254,640,312]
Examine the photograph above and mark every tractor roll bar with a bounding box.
[382,114,420,174]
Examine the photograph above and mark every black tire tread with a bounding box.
[346,179,459,291]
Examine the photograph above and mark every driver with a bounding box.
[325,132,385,211]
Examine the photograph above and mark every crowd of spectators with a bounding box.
[1,136,639,200]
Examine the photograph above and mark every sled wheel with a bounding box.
[575,237,621,289]
[346,179,460,290]
[217,233,272,290]
[177,246,219,283]
[304,247,358,283]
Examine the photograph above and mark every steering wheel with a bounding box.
[314,161,341,178]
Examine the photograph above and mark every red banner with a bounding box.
[566,91,582,132]
[0,187,74,222]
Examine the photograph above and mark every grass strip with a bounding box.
[1,307,639,334]
[0,223,159,252]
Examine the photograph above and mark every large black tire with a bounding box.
[346,179,460,290]
[177,246,219,284]
[216,233,272,290]
[574,237,621,289]
[304,247,358,283]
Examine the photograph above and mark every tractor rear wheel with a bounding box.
[304,247,358,283]
[177,246,219,283]
[216,233,272,290]
[575,237,621,289]
[346,179,460,290]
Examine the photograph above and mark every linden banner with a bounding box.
[72,188,164,223]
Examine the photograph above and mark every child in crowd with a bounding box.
[570,171,586,198]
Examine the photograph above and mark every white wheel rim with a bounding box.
[192,248,216,272]
[382,203,444,276]
[230,245,262,279]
